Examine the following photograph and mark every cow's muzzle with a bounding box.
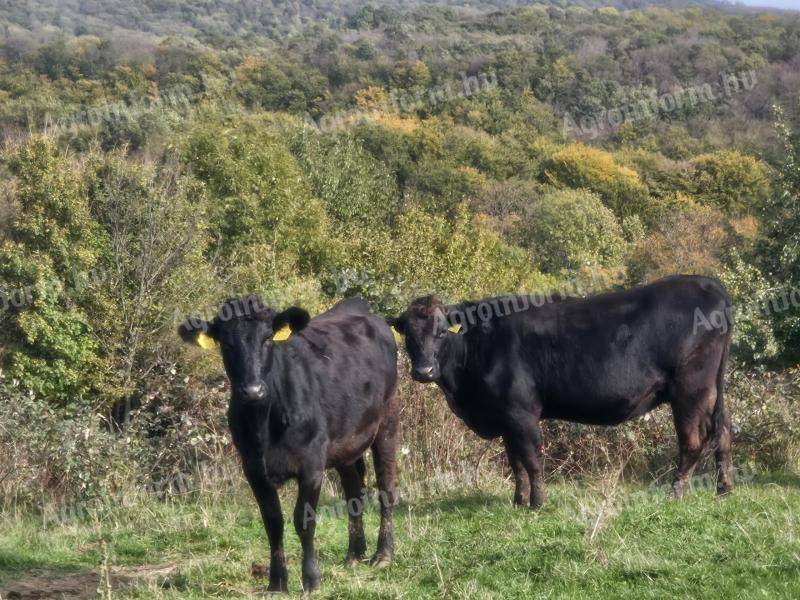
[411,363,438,382]
[240,382,266,402]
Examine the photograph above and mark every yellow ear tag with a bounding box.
[392,327,402,344]
[196,331,217,350]
[272,324,292,342]
[448,323,462,334]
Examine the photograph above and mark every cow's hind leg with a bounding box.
[503,437,531,507]
[670,385,716,499]
[369,397,398,568]
[715,407,734,495]
[336,459,368,566]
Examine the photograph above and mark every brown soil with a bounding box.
[0,563,177,600]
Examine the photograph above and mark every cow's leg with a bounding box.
[336,459,367,566]
[503,437,530,507]
[293,469,323,592]
[670,385,716,499]
[370,400,398,568]
[505,412,546,510]
[715,407,734,495]
[242,464,288,592]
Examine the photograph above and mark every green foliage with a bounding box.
[183,118,336,291]
[290,131,402,226]
[340,207,554,310]
[759,104,800,362]
[84,151,214,397]
[719,248,779,363]
[542,144,652,220]
[0,138,109,404]
[690,150,771,213]
[515,188,627,275]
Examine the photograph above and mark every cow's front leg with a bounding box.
[243,463,288,592]
[505,411,546,510]
[503,437,530,507]
[294,469,323,592]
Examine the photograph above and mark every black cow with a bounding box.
[179,296,398,592]
[389,275,733,509]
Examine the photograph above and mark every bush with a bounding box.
[183,117,338,289]
[290,131,402,226]
[515,188,627,276]
[542,144,652,219]
[0,137,109,405]
[690,150,771,214]
[627,204,730,283]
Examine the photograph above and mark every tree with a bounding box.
[290,131,401,226]
[542,144,652,220]
[515,188,627,276]
[183,116,336,292]
[690,150,771,214]
[760,105,800,362]
[0,137,109,405]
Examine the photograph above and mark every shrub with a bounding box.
[627,204,730,283]
[515,188,627,276]
[184,118,337,289]
[690,150,771,214]
[0,137,109,405]
[542,143,652,219]
[290,131,402,226]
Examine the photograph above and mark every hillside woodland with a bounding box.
[0,0,799,504]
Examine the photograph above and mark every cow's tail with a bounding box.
[709,314,732,450]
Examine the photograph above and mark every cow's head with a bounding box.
[388,295,459,383]
[178,296,310,403]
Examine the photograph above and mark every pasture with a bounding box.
[2,472,799,599]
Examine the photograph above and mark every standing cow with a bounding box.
[179,296,398,592]
[388,275,733,509]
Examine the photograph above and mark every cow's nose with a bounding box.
[413,364,436,381]
[242,383,266,401]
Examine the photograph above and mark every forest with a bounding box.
[0,0,799,596]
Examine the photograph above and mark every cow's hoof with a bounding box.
[369,553,392,569]
[302,575,321,594]
[345,553,366,567]
[251,562,270,578]
[716,483,733,496]
[267,578,289,594]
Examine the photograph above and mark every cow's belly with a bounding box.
[541,380,668,425]
[325,422,381,467]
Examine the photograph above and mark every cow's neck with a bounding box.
[436,333,467,397]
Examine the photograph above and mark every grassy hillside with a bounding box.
[0,0,799,597]
[2,475,799,598]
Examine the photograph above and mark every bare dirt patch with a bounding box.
[0,563,177,600]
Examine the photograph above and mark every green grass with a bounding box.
[1,475,799,599]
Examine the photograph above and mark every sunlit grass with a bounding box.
[1,475,799,598]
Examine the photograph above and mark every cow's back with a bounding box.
[459,275,731,426]
[284,297,397,433]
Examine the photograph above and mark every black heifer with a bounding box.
[389,275,733,509]
[179,296,399,592]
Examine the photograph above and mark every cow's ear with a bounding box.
[178,320,217,350]
[273,306,310,338]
